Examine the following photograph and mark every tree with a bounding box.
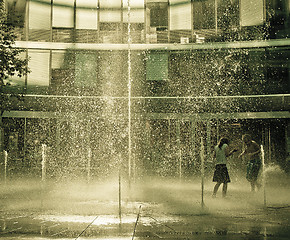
[0,2,29,114]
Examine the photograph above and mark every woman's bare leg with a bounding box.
[213,182,221,197]
[222,183,228,197]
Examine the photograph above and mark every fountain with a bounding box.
[261,144,266,207]
[4,149,7,185]
[41,143,47,182]
[0,0,289,239]
[200,137,205,208]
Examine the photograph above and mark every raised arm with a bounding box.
[225,146,237,157]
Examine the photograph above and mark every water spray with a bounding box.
[87,148,92,183]
[127,0,132,187]
[119,169,122,225]
[41,144,47,182]
[41,144,47,209]
[200,137,205,208]
[261,145,266,207]
[4,150,8,185]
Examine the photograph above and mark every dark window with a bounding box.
[193,0,215,30]
[6,0,26,27]
[148,2,168,29]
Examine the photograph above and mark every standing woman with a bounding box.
[212,137,237,198]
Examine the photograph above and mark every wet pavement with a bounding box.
[0,176,290,239]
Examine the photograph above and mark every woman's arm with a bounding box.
[225,146,237,157]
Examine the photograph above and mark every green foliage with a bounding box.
[0,13,29,86]
[0,4,29,115]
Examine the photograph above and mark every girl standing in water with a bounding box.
[212,137,237,198]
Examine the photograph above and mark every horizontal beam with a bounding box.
[2,110,290,120]
[14,38,290,51]
[146,111,290,120]
[4,93,290,100]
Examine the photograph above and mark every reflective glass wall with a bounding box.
[3,0,290,95]
[1,0,290,178]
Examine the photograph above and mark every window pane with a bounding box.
[240,0,264,26]
[148,2,168,28]
[100,10,121,22]
[27,50,50,87]
[6,0,26,27]
[123,9,144,23]
[99,0,121,8]
[75,52,98,87]
[170,0,191,30]
[29,0,51,30]
[146,53,168,81]
[51,50,66,69]
[193,0,215,30]
[53,0,74,28]
[76,0,98,29]
[123,0,144,8]
[3,51,26,90]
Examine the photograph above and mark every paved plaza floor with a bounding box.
[0,174,289,239]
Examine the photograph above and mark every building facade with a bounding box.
[0,0,290,181]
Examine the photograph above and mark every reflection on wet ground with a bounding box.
[0,177,290,239]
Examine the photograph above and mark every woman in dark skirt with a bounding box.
[212,137,237,198]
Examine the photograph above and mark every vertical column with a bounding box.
[0,116,3,152]
[25,1,29,89]
[200,137,205,208]
[49,1,53,87]
[25,0,30,41]
[176,120,182,179]
[215,0,218,34]
[144,0,147,42]
[286,120,290,170]
[23,118,27,166]
[191,0,194,40]
[73,0,77,42]
[145,120,151,175]
[206,121,211,163]
[0,116,4,179]
[216,119,219,144]
[191,120,196,166]
[167,0,170,43]
[268,124,271,164]
[55,119,61,155]
[97,0,100,42]
[121,0,124,43]
[50,0,53,41]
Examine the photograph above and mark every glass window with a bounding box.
[193,0,215,30]
[123,0,145,23]
[29,0,51,30]
[147,2,168,29]
[3,51,26,91]
[75,52,98,87]
[53,0,74,28]
[5,0,26,27]
[240,0,264,26]
[99,0,121,8]
[27,50,50,87]
[99,0,121,22]
[76,0,98,29]
[51,50,75,91]
[169,0,191,30]
[51,50,69,69]
[146,53,168,81]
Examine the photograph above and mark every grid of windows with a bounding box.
[2,0,290,95]
[6,0,290,43]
